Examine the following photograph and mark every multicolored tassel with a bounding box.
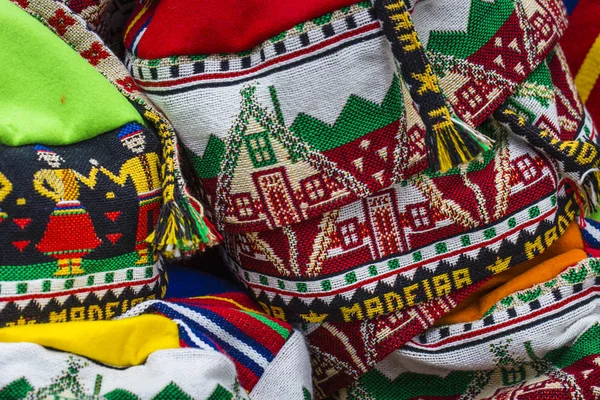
[373,0,492,172]
[143,110,220,258]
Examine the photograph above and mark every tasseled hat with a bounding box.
[0,0,219,327]
[122,0,600,396]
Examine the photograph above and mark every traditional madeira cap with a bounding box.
[0,0,218,327]
[123,0,600,395]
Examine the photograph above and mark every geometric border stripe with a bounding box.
[0,261,161,302]
[229,191,560,297]
[129,7,377,84]
[413,258,600,347]
[405,280,600,354]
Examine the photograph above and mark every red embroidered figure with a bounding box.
[34,146,102,276]
[92,124,161,265]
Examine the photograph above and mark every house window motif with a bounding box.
[530,12,554,43]
[407,126,425,151]
[244,130,277,168]
[301,175,330,205]
[407,203,434,231]
[501,366,527,386]
[232,193,255,220]
[456,82,488,115]
[513,155,541,184]
[238,234,253,255]
[339,219,361,249]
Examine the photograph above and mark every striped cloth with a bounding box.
[561,0,600,133]
[0,266,313,400]
[121,277,313,399]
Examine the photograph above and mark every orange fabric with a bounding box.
[436,223,586,325]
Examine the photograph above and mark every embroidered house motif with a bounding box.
[185,75,410,234]
[214,84,398,232]
[224,132,570,322]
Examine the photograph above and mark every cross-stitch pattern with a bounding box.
[335,256,600,400]
[124,0,568,235]
[11,0,220,261]
[0,123,166,326]
[0,345,250,400]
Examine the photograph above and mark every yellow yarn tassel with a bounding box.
[143,110,220,259]
[428,107,493,172]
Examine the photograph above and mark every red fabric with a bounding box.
[561,0,600,73]
[126,0,359,59]
[135,200,161,251]
[307,278,488,398]
[560,0,600,125]
[36,203,101,259]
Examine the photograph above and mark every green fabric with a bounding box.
[589,210,600,222]
[0,0,143,147]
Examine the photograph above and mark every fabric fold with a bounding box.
[0,0,143,147]
[0,314,179,367]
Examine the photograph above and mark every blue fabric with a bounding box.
[165,264,242,298]
[582,219,600,249]
[564,0,580,14]
[147,301,267,376]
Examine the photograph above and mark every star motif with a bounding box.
[48,9,75,36]
[80,42,110,66]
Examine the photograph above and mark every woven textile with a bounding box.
[301,278,487,397]
[0,122,168,326]
[122,0,600,395]
[0,268,313,398]
[335,240,600,399]
[436,222,587,325]
[583,218,600,257]
[10,0,220,261]
[125,0,569,233]
[123,0,359,58]
[561,0,600,150]
[221,45,595,324]
[122,296,313,398]
[122,0,596,323]
[0,343,251,399]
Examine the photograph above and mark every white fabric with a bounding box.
[250,330,314,399]
[371,259,600,380]
[0,343,250,399]
[136,31,396,157]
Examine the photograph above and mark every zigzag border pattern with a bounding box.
[414,257,600,346]
[0,279,163,326]
[0,259,164,314]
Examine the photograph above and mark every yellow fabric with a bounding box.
[575,33,600,103]
[0,314,179,367]
[99,153,161,194]
[436,222,586,325]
